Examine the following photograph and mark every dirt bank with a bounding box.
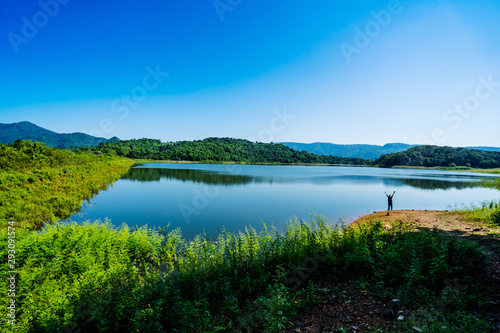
[352,209,496,236]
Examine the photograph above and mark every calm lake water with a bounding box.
[66,163,500,239]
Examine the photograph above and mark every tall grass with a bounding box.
[0,141,134,230]
[453,199,500,225]
[1,216,493,332]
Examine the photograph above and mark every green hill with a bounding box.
[94,137,373,165]
[0,121,119,148]
[374,145,500,168]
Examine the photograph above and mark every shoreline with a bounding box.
[130,159,500,174]
[130,158,357,167]
[350,208,497,237]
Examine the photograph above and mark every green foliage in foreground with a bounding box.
[0,140,134,230]
[93,138,373,165]
[1,216,493,332]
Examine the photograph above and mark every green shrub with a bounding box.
[491,209,500,225]
[373,229,490,308]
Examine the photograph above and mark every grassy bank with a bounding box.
[454,199,500,225]
[0,141,134,231]
[1,213,496,332]
[440,166,500,174]
[391,165,500,174]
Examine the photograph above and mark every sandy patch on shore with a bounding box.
[351,209,495,236]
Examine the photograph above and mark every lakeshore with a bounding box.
[284,209,500,332]
[2,142,500,332]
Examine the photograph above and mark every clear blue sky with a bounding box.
[1,0,499,146]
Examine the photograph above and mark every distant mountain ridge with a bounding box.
[280,142,418,160]
[0,121,119,148]
[466,146,500,152]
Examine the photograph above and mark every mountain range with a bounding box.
[280,142,418,160]
[0,121,119,148]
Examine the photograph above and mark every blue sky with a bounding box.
[1,0,499,146]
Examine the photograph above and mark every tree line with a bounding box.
[374,145,500,168]
[92,138,372,165]
[4,139,499,169]
[92,138,500,169]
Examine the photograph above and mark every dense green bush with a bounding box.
[375,228,490,308]
[491,209,500,225]
[0,217,493,332]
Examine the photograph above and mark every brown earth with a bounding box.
[352,209,496,236]
[283,209,500,333]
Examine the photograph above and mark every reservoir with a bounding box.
[66,163,500,239]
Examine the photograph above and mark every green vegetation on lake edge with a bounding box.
[93,138,500,170]
[375,145,500,169]
[2,141,500,332]
[2,213,499,332]
[454,200,500,226]
[0,140,134,231]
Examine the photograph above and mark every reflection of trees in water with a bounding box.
[122,167,255,185]
[389,178,475,190]
[121,167,481,190]
[300,175,478,190]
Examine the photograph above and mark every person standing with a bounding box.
[385,191,396,211]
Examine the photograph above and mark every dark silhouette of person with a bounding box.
[385,191,396,211]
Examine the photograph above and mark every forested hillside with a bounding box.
[93,138,372,165]
[375,145,500,168]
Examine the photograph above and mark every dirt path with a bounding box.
[284,210,500,332]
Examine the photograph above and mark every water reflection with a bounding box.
[67,164,500,239]
[123,166,477,190]
[397,178,473,190]
[122,167,254,185]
